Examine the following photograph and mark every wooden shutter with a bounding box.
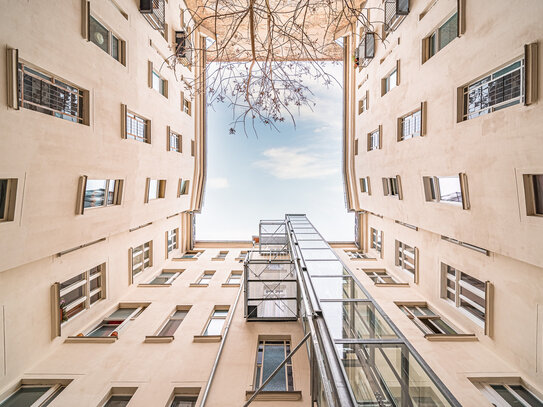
[414,247,419,284]
[459,173,470,210]
[484,281,493,336]
[128,247,134,285]
[354,139,359,155]
[378,125,383,149]
[121,104,127,139]
[380,77,386,96]
[422,36,430,64]
[6,48,19,109]
[82,0,90,40]
[456,86,465,123]
[163,23,169,42]
[180,91,185,111]
[379,231,384,259]
[159,180,167,198]
[395,60,401,86]
[365,90,369,110]
[51,283,61,339]
[396,117,403,141]
[76,176,88,215]
[148,61,153,88]
[396,175,403,200]
[120,40,127,66]
[144,178,150,203]
[525,42,539,105]
[420,101,427,136]
[457,0,466,36]
[166,126,171,151]
[145,119,151,143]
[164,79,169,98]
[382,178,389,196]
[367,133,371,151]
[394,240,400,265]
[165,231,169,259]
[178,178,182,197]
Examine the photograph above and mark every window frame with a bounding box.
[194,270,215,286]
[370,227,382,256]
[364,268,401,285]
[523,174,543,217]
[89,14,126,64]
[145,178,167,202]
[166,228,179,258]
[397,102,427,141]
[474,380,543,407]
[359,177,370,194]
[397,302,462,338]
[202,307,229,336]
[423,174,470,209]
[83,179,123,210]
[422,11,458,63]
[0,383,67,407]
[0,178,17,222]
[123,106,151,143]
[381,62,400,95]
[84,304,146,338]
[130,241,153,282]
[167,127,182,153]
[254,339,295,392]
[395,240,418,283]
[367,126,381,151]
[148,61,168,98]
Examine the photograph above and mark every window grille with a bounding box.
[357,33,375,67]
[396,240,416,278]
[385,0,409,32]
[139,0,165,33]
[18,63,84,124]
[463,59,524,120]
[368,129,380,150]
[126,111,149,142]
[400,109,421,140]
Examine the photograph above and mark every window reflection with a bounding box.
[311,276,366,300]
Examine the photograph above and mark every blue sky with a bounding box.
[196,62,354,241]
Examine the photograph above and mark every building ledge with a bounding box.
[145,336,174,343]
[245,390,302,401]
[211,258,225,261]
[424,334,478,342]
[173,258,198,261]
[138,283,172,288]
[374,282,409,287]
[350,257,377,261]
[221,283,241,288]
[65,336,117,344]
[189,283,209,288]
[193,335,222,343]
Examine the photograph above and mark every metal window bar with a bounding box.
[18,63,83,123]
[140,0,165,32]
[126,112,148,142]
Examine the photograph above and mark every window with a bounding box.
[213,251,228,260]
[367,127,381,151]
[359,177,370,194]
[254,340,294,392]
[156,308,189,337]
[181,250,202,259]
[398,303,458,336]
[84,179,122,209]
[461,59,524,121]
[395,240,417,281]
[85,305,146,337]
[382,176,402,199]
[130,241,152,280]
[18,62,87,124]
[364,269,399,284]
[203,308,228,336]
[166,228,178,257]
[523,174,543,217]
[58,264,105,323]
[398,104,426,141]
[422,12,458,63]
[225,271,242,285]
[145,179,166,202]
[179,180,190,195]
[354,139,359,155]
[474,381,543,407]
[181,91,192,115]
[235,251,248,261]
[169,396,197,407]
[149,61,168,97]
[381,63,399,95]
[441,263,489,329]
[345,250,371,259]
[370,228,382,255]
[195,271,214,285]
[146,270,181,285]
[423,174,469,209]
[0,178,17,222]
[0,384,66,407]
[102,388,137,407]
[168,128,182,153]
[123,107,150,143]
[89,15,125,64]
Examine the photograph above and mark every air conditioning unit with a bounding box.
[175,31,188,58]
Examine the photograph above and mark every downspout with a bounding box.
[199,279,244,407]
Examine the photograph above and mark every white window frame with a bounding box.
[368,128,380,151]
[370,227,382,254]
[475,382,543,407]
[398,303,458,336]
[59,264,105,323]
[364,269,398,284]
[0,384,66,407]
[196,271,215,285]
[131,241,152,279]
[167,228,178,256]
[86,305,145,337]
[83,179,122,209]
[226,271,242,285]
[202,307,229,336]
[395,240,417,281]
[89,14,125,64]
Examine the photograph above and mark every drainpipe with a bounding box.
[199,280,244,407]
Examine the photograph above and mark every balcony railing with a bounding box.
[384,0,409,32]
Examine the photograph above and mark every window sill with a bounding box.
[193,335,222,343]
[138,283,172,288]
[145,336,174,343]
[424,334,478,342]
[245,390,302,401]
[173,258,198,261]
[349,257,377,261]
[65,336,117,343]
[221,283,241,288]
[375,282,409,287]
[189,283,209,288]
[211,258,225,261]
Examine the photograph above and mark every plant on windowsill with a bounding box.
[59,299,68,323]
[110,331,118,338]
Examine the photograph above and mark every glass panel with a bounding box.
[204,318,224,335]
[298,240,329,249]
[0,386,50,407]
[261,342,286,391]
[0,180,7,218]
[294,233,321,239]
[311,276,367,300]
[490,385,525,406]
[389,69,397,90]
[84,180,107,208]
[159,318,183,336]
[150,272,176,285]
[300,249,337,260]
[438,13,457,50]
[533,175,543,214]
[88,322,118,337]
[104,395,132,407]
[437,177,462,204]
[107,180,115,205]
[305,261,347,276]
[90,16,109,53]
[336,344,453,407]
[152,71,161,92]
[321,301,397,340]
[108,308,137,320]
[170,396,197,407]
[40,386,65,407]
[148,180,158,199]
[509,385,543,407]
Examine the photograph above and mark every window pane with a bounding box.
[88,322,118,337]
[90,16,109,53]
[111,35,120,61]
[0,386,51,407]
[261,343,287,391]
[84,180,107,208]
[438,13,457,50]
[438,177,462,203]
[104,395,132,407]
[107,180,115,205]
[159,319,183,336]
[170,396,197,407]
[509,385,543,406]
[204,318,224,335]
[0,180,7,217]
[311,276,367,300]
[490,385,526,406]
[108,308,137,320]
[533,175,543,215]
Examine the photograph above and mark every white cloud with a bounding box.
[253,147,338,179]
[207,177,230,188]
